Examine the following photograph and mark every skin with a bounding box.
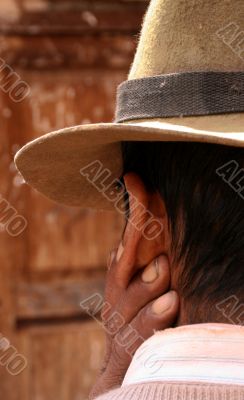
[89,173,180,399]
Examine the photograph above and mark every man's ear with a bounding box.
[123,173,170,269]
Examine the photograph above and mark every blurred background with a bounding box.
[0,1,148,399]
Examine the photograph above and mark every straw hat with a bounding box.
[15,0,244,210]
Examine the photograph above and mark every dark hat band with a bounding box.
[115,71,244,123]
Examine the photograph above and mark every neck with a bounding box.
[174,297,242,326]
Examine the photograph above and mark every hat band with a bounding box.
[115,71,244,123]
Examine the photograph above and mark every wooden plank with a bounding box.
[16,270,106,319]
[0,87,29,400]
[6,68,125,271]
[0,1,144,398]
[18,320,105,400]
[0,0,148,35]
[26,194,124,272]
[15,68,126,137]
[0,35,136,69]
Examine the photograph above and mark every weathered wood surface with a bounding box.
[12,68,125,270]
[0,0,143,397]
[0,0,147,35]
[18,321,105,400]
[0,89,29,400]
[0,35,136,69]
[17,270,106,319]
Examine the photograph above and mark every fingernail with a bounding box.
[116,242,124,262]
[107,249,116,269]
[141,258,159,283]
[151,291,177,315]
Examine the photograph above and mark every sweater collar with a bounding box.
[123,323,244,387]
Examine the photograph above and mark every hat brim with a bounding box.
[15,113,244,210]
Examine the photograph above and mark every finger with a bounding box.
[102,290,179,389]
[105,173,158,307]
[113,290,179,361]
[104,243,124,310]
[102,254,170,361]
[107,249,117,270]
[115,255,170,324]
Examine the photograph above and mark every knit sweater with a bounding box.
[95,324,244,400]
[96,382,244,399]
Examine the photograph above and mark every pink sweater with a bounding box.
[95,382,244,399]
[95,324,244,399]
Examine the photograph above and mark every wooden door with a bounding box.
[0,1,147,399]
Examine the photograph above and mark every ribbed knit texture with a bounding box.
[95,382,244,400]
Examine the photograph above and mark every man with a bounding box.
[88,146,244,398]
[15,0,244,399]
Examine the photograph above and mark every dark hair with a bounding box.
[122,141,244,324]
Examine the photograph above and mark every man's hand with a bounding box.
[89,176,179,399]
[89,257,179,399]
